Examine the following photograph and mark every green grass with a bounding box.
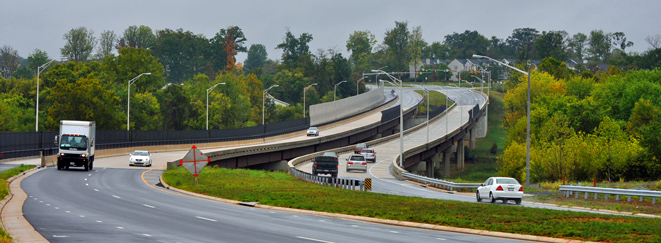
[0,164,35,242]
[163,167,661,243]
[413,90,452,113]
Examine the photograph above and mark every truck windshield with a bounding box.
[60,135,88,150]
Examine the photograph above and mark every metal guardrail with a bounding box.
[402,172,480,191]
[559,185,660,204]
[289,167,366,191]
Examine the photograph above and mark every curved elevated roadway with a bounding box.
[12,88,529,242]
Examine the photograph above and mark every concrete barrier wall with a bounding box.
[309,87,385,126]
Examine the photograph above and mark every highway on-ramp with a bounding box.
[14,88,531,242]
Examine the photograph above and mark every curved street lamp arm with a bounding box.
[472,55,528,76]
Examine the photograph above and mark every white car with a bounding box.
[129,150,152,167]
[476,177,523,204]
[307,127,320,136]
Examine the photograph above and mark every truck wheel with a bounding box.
[57,162,61,170]
[84,162,89,171]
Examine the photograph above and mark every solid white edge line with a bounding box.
[295,236,335,243]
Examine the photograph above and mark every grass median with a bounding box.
[0,164,35,243]
[163,166,661,243]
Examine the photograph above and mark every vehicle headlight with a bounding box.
[59,153,64,156]
[81,154,87,157]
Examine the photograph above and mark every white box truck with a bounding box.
[55,120,96,171]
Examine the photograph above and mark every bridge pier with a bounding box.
[476,114,488,139]
[457,139,465,171]
[469,126,476,149]
[424,153,443,178]
[443,146,453,178]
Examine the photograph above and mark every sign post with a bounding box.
[179,145,209,185]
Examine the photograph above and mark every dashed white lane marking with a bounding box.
[113,195,121,199]
[46,204,50,206]
[117,227,124,229]
[53,235,70,238]
[94,189,99,192]
[143,204,155,208]
[88,174,92,176]
[437,238,447,240]
[142,234,152,237]
[195,216,217,222]
[351,225,359,227]
[79,215,85,218]
[390,231,399,233]
[54,207,59,210]
[86,183,89,186]
[96,221,102,223]
[65,211,71,213]
[39,201,43,203]
[85,178,87,181]
[296,236,335,243]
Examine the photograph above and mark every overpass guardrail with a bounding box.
[402,172,481,191]
[559,185,660,204]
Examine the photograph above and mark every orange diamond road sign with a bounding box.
[180,145,209,177]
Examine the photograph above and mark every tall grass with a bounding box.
[164,167,661,243]
[0,164,35,242]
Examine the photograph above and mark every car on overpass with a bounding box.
[476,177,523,205]
[307,127,320,136]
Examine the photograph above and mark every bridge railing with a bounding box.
[391,89,489,190]
[559,185,660,204]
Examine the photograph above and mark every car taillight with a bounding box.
[519,186,524,192]
[348,162,353,165]
[496,185,503,191]
[315,163,318,168]
[362,162,366,165]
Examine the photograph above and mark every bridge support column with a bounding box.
[470,126,476,149]
[457,139,465,171]
[425,153,442,178]
[443,147,453,178]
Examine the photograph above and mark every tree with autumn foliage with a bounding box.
[209,26,247,75]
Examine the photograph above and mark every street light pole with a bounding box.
[303,83,318,118]
[373,69,404,167]
[36,59,55,132]
[356,76,366,96]
[127,72,152,131]
[413,85,429,145]
[262,85,279,125]
[334,80,347,101]
[474,54,531,186]
[206,82,225,130]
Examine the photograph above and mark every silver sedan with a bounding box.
[345,154,367,173]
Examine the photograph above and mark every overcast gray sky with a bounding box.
[2,0,660,63]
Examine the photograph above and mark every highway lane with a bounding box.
[15,88,533,242]
[297,86,624,215]
[21,166,525,242]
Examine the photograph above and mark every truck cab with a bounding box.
[55,120,96,171]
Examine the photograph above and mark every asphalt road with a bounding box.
[21,166,526,242]
[18,88,529,242]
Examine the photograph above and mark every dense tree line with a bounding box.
[499,59,661,182]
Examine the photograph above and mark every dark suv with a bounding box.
[312,155,338,177]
